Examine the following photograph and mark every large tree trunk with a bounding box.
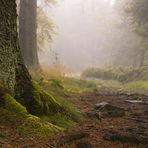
[0,0,18,94]
[0,0,34,109]
[19,0,40,71]
[0,0,71,116]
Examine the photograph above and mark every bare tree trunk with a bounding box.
[19,0,40,71]
[139,49,145,67]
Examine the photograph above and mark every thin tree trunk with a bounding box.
[139,49,145,67]
[19,0,40,71]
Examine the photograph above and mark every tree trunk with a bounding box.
[0,0,34,109]
[19,0,40,71]
[139,49,145,67]
[0,0,18,94]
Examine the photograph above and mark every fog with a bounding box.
[39,0,141,72]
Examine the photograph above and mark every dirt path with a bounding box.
[0,89,148,148]
[54,90,148,148]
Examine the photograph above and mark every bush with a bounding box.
[82,66,148,82]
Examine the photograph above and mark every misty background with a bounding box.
[39,0,141,72]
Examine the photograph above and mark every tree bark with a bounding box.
[0,0,18,94]
[19,0,40,71]
[0,0,34,109]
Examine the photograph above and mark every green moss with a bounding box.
[4,93,27,115]
[28,81,81,129]
[18,115,63,137]
[0,129,5,138]
[0,85,64,138]
[40,97,82,129]
[56,97,82,122]
[29,81,64,115]
[41,114,76,129]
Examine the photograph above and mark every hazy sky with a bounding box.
[39,0,140,71]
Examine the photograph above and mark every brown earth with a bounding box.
[0,88,148,148]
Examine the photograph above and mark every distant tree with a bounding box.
[121,0,148,66]
[19,0,56,72]
[19,0,39,71]
[37,8,55,51]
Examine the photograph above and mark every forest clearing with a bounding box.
[0,0,148,148]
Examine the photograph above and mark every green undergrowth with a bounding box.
[62,77,97,93]
[96,79,123,89]
[0,86,63,137]
[39,76,97,94]
[82,64,148,82]
[32,76,95,128]
[0,82,81,138]
[124,81,148,94]
[96,79,148,95]
[31,80,82,128]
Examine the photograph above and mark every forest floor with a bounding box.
[0,87,148,148]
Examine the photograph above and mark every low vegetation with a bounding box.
[0,66,100,139]
[82,63,148,95]
[82,62,148,82]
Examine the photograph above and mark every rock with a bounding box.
[95,102,109,110]
[125,100,143,103]
[76,140,92,148]
[86,111,102,121]
[95,102,124,111]
[57,131,89,146]
[95,102,125,117]
[103,131,148,145]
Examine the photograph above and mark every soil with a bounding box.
[0,88,148,148]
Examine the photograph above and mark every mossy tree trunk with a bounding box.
[0,0,34,110]
[0,0,64,116]
[0,0,18,94]
[19,0,40,71]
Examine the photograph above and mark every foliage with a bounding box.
[82,67,132,82]
[37,9,56,51]
[82,66,148,82]
[116,0,148,67]
[37,0,57,51]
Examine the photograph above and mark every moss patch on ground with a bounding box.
[0,81,82,138]
[18,115,63,137]
[0,129,5,138]
[0,85,63,138]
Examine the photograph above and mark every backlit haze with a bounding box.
[39,0,141,72]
